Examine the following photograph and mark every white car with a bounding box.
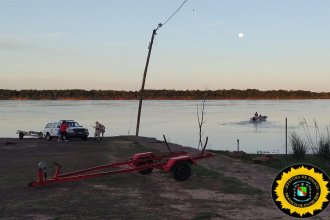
[43,120,89,141]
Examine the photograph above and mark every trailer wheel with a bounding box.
[137,160,153,175]
[46,133,52,141]
[172,161,191,181]
[19,132,24,139]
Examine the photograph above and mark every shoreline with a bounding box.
[3,97,330,100]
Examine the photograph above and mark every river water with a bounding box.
[0,100,329,153]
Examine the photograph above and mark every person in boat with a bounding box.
[251,112,259,121]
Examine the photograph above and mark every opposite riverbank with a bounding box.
[1,89,330,100]
[1,136,329,219]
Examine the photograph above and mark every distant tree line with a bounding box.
[0,89,330,100]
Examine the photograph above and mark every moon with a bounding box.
[238,32,244,38]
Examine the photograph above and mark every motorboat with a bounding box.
[250,115,268,122]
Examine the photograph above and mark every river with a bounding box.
[1,100,329,153]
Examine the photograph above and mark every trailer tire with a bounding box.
[172,160,191,181]
[46,133,52,141]
[137,160,153,175]
[19,132,24,139]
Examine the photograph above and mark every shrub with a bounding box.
[290,132,308,160]
[299,119,330,160]
[317,136,330,160]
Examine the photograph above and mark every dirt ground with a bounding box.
[0,136,329,220]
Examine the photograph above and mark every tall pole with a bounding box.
[237,139,240,152]
[135,28,158,143]
[285,117,288,155]
[133,0,188,144]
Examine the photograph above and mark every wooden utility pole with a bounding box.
[133,1,187,144]
[135,26,159,143]
[285,117,288,155]
[237,139,240,152]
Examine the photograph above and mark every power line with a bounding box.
[158,0,188,30]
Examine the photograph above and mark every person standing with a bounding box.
[59,121,69,141]
[93,121,101,140]
[99,122,105,140]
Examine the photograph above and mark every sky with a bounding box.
[1,0,330,92]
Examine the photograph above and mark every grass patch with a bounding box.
[210,150,330,176]
[262,154,330,175]
[186,165,262,195]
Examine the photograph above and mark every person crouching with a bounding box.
[94,121,106,140]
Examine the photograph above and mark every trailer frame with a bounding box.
[29,136,213,187]
[16,130,43,139]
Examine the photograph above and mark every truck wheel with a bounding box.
[81,136,88,141]
[137,160,153,175]
[172,161,191,181]
[19,132,24,139]
[46,133,52,141]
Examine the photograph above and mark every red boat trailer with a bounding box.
[29,136,213,187]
